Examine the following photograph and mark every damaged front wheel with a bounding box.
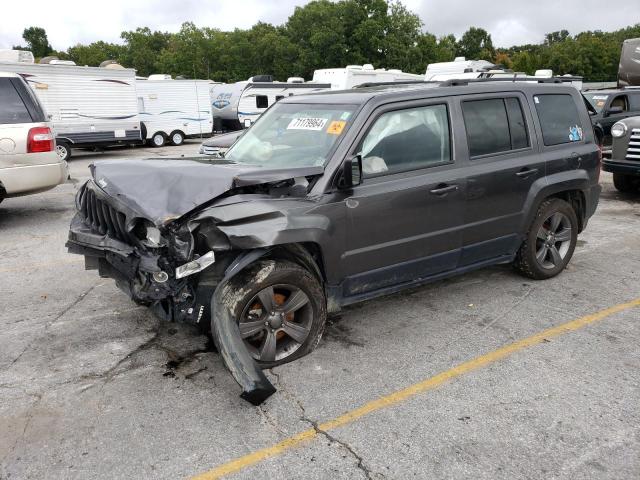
[222,260,327,368]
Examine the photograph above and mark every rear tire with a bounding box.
[170,131,185,146]
[514,198,578,280]
[56,142,71,161]
[218,260,326,368]
[613,173,638,193]
[149,132,166,148]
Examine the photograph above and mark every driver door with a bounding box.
[340,101,467,298]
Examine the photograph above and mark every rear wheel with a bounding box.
[219,260,326,368]
[170,131,185,146]
[150,132,166,148]
[613,173,638,193]
[56,142,71,161]
[514,198,578,280]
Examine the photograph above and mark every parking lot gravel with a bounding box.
[1,141,639,479]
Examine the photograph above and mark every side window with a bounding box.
[0,78,32,124]
[255,95,268,109]
[534,94,583,146]
[462,99,511,156]
[610,95,629,112]
[629,93,640,111]
[358,104,450,177]
[505,98,529,150]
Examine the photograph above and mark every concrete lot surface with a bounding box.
[1,142,639,479]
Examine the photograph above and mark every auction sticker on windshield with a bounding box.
[327,120,346,135]
[287,117,328,130]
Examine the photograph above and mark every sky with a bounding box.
[1,0,638,51]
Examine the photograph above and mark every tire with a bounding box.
[170,130,185,146]
[150,132,166,148]
[55,142,71,161]
[613,173,638,193]
[218,260,326,368]
[514,198,578,280]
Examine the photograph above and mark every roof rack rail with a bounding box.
[439,76,579,86]
[620,85,640,90]
[353,80,433,89]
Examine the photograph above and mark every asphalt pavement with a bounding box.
[0,141,638,479]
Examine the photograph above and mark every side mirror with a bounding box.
[605,106,624,117]
[340,155,363,189]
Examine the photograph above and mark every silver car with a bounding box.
[0,72,68,204]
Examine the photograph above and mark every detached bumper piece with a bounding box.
[211,279,276,406]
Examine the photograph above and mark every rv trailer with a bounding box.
[618,38,640,87]
[424,57,497,81]
[0,50,141,160]
[311,64,424,90]
[210,76,331,131]
[136,75,214,147]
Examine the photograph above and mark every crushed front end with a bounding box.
[66,179,221,325]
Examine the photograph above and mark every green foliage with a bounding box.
[21,27,52,59]
[15,11,640,83]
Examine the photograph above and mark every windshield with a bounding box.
[583,93,609,113]
[225,103,356,167]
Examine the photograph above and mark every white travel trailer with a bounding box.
[210,76,331,130]
[424,57,497,81]
[312,64,424,89]
[0,50,141,160]
[136,75,214,147]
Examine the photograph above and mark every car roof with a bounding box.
[281,81,581,106]
[0,71,21,78]
[583,89,640,95]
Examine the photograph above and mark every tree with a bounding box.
[120,27,171,76]
[457,27,494,61]
[67,41,125,66]
[22,27,52,58]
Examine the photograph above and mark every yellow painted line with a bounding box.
[0,258,82,274]
[190,298,640,480]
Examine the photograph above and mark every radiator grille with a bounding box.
[627,128,640,161]
[79,186,131,243]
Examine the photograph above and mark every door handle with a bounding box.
[429,184,458,196]
[515,168,538,178]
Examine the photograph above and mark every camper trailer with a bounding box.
[0,50,141,160]
[312,64,424,89]
[210,76,331,131]
[424,58,497,81]
[136,75,214,147]
[618,38,640,87]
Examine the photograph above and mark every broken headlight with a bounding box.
[133,219,165,248]
[175,251,216,279]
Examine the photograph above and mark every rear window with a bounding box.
[0,78,32,124]
[462,97,530,157]
[534,94,584,146]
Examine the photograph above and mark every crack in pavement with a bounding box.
[0,392,43,467]
[269,368,379,480]
[6,283,99,369]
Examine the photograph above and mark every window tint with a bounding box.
[629,93,640,110]
[0,78,32,124]
[462,99,511,156]
[505,98,529,149]
[534,94,583,146]
[255,95,268,108]
[358,104,450,177]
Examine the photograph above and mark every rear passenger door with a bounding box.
[457,94,544,266]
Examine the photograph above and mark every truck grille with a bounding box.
[627,128,640,160]
[79,186,131,243]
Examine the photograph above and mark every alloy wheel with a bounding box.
[535,212,572,269]
[239,284,312,362]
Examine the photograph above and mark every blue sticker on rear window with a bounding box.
[569,125,583,142]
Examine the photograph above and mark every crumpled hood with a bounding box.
[90,158,323,226]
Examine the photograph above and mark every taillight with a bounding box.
[27,127,55,153]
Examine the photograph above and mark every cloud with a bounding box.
[1,0,638,51]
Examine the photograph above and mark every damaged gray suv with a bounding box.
[67,80,601,404]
